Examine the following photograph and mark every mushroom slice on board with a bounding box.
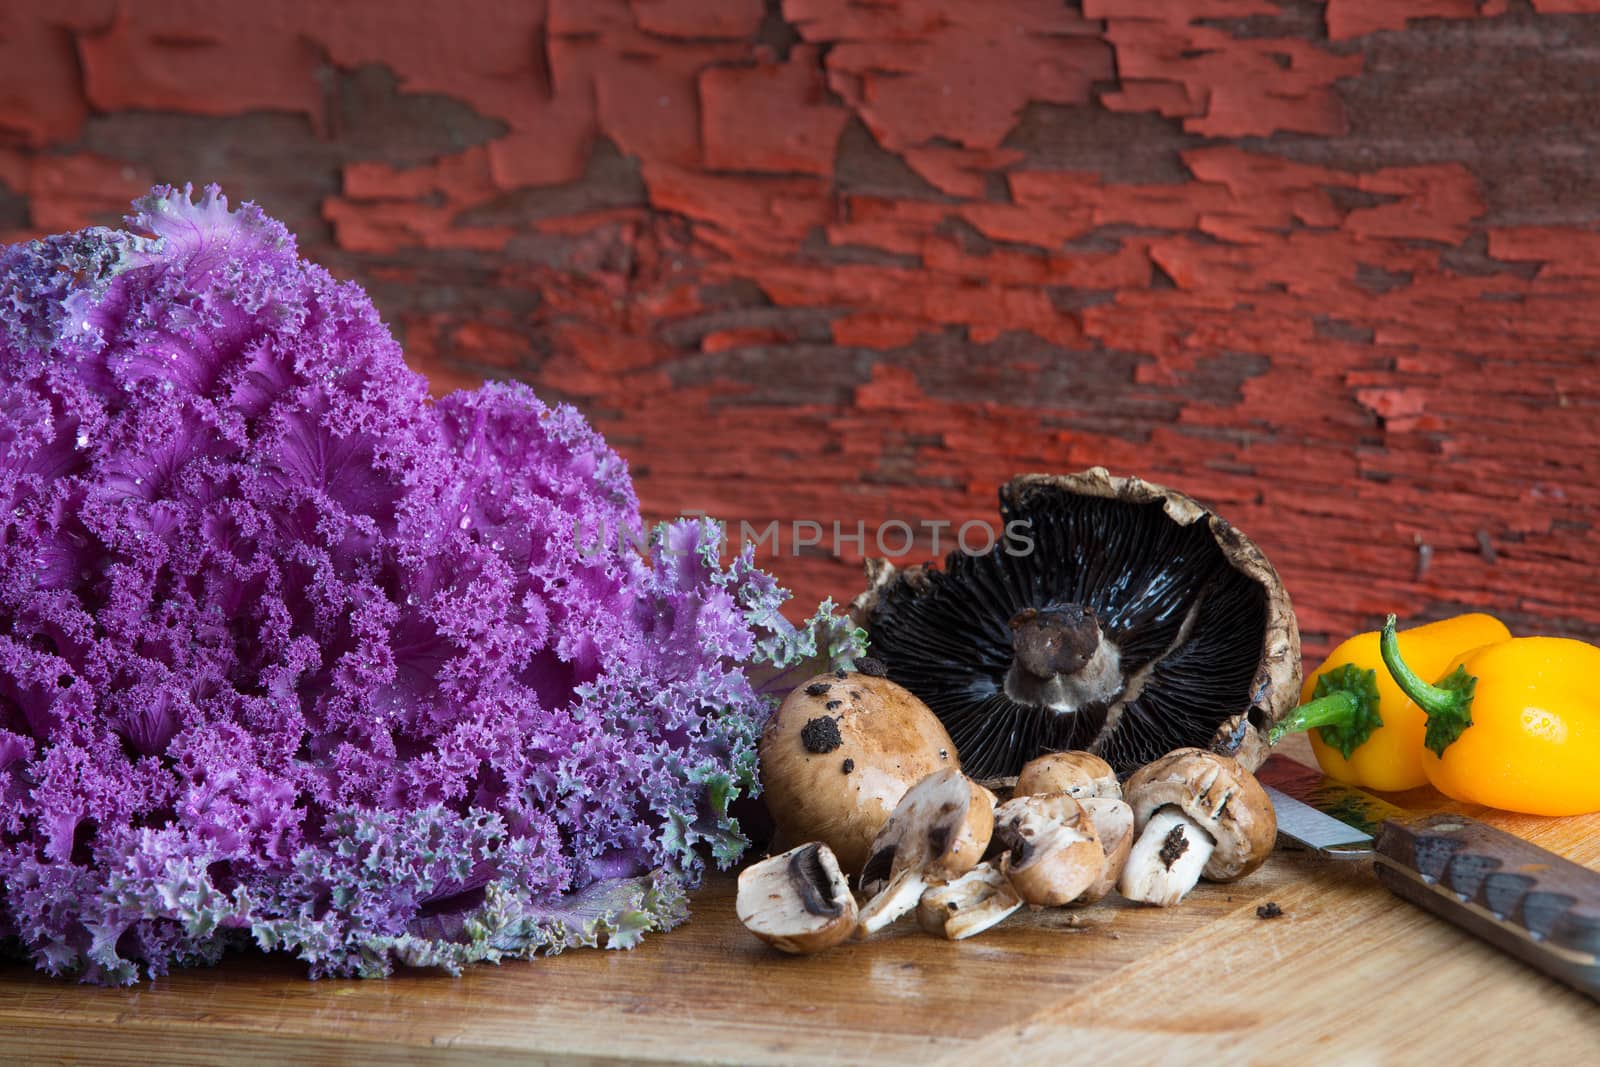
[737,843,858,955]
[1074,796,1135,905]
[1118,748,1278,907]
[1015,751,1121,800]
[991,793,1105,908]
[851,467,1301,780]
[758,671,958,876]
[916,863,1022,940]
[855,769,994,936]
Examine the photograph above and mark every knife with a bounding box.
[1256,754,1600,1002]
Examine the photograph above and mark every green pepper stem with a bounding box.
[1378,613,1478,756]
[1267,691,1360,744]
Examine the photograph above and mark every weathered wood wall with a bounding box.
[4,1,1599,657]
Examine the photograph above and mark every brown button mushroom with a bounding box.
[759,672,959,875]
[736,842,859,955]
[1015,751,1121,800]
[851,467,1301,780]
[915,863,1022,940]
[991,793,1105,908]
[854,768,994,936]
[1073,796,1135,905]
[1118,748,1277,907]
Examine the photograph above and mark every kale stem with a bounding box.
[1267,691,1359,744]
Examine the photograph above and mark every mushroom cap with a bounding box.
[991,793,1105,907]
[1123,747,1278,882]
[1015,751,1121,800]
[759,672,958,875]
[851,467,1300,779]
[1074,796,1135,904]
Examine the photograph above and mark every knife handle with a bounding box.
[1374,813,1600,1001]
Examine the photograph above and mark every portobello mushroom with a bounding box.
[851,468,1300,780]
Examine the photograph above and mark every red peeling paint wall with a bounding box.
[4,1,1600,657]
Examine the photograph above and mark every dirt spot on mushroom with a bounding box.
[1257,901,1284,920]
[804,681,831,697]
[1158,823,1190,870]
[801,716,843,754]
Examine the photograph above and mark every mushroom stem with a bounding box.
[1010,605,1102,679]
[1004,605,1123,712]
[854,868,929,937]
[1118,807,1216,907]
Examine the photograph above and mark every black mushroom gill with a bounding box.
[851,469,1301,780]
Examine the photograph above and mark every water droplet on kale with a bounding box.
[458,514,471,530]
[75,430,90,450]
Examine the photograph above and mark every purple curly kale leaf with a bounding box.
[0,185,864,983]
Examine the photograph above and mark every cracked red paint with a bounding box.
[2,1,1599,657]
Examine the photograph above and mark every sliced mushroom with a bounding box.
[1015,751,1121,800]
[1074,796,1135,904]
[851,468,1301,779]
[1118,748,1277,907]
[759,671,958,875]
[736,842,858,955]
[855,769,994,936]
[991,793,1104,908]
[915,863,1022,940]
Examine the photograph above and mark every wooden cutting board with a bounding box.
[3,738,1597,1065]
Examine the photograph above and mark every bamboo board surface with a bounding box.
[2,737,1596,1065]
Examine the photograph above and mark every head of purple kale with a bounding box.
[0,185,860,983]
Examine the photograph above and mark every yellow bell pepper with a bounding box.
[1269,613,1510,792]
[1379,616,1600,816]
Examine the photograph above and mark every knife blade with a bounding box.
[1256,754,1600,1002]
